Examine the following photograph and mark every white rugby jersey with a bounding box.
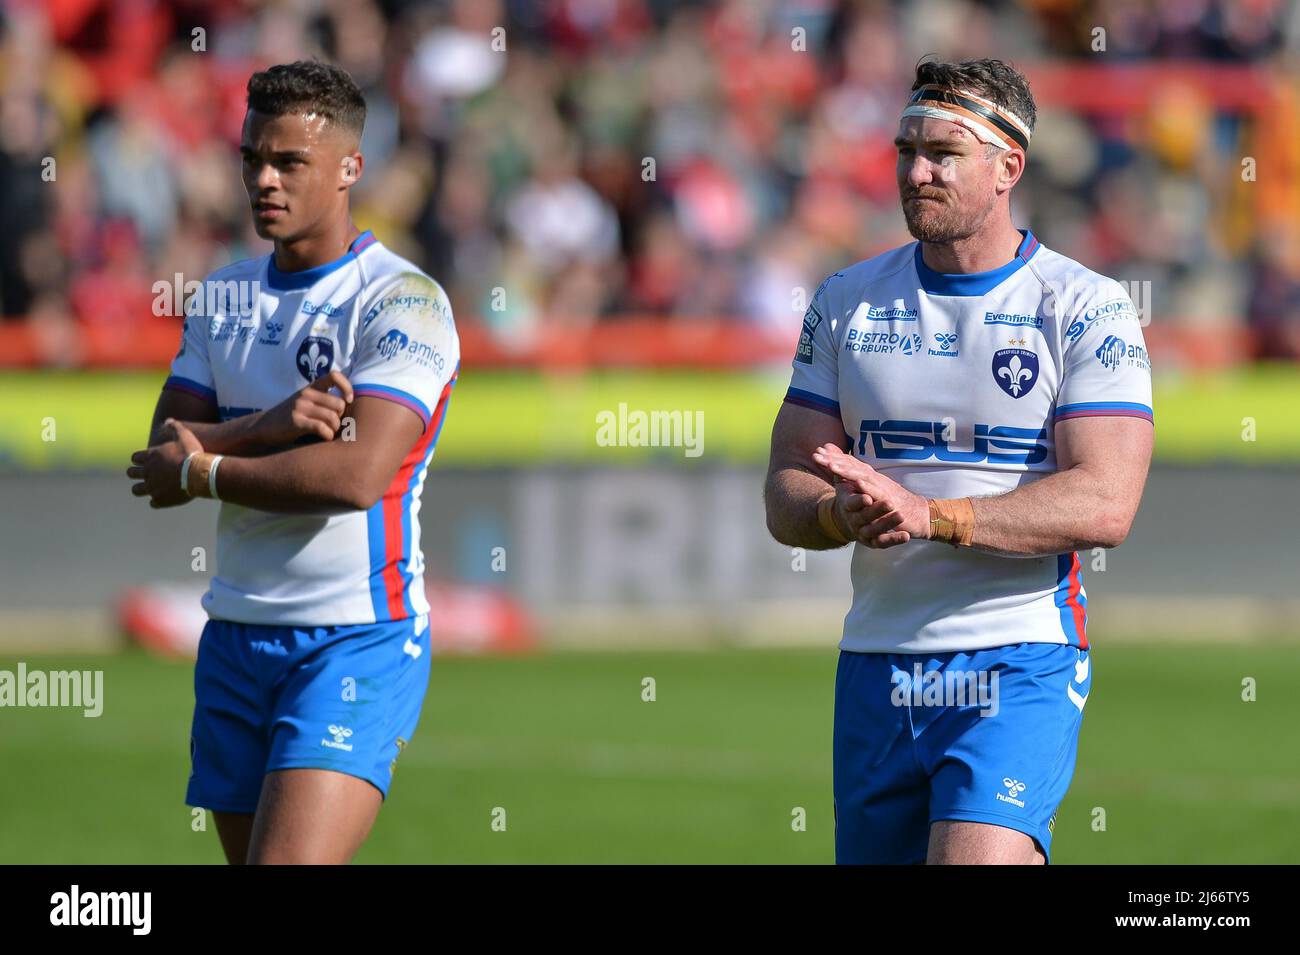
[165,231,460,626]
[786,230,1153,654]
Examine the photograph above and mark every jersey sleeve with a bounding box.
[783,275,841,419]
[162,287,217,404]
[1055,280,1154,425]
[349,272,461,432]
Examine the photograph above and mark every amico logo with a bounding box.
[378,328,410,360]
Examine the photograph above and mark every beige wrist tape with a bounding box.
[928,497,975,547]
[817,491,850,544]
[186,452,219,499]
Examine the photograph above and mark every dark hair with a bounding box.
[911,57,1036,134]
[246,60,366,141]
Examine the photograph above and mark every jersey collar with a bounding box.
[265,230,377,291]
[914,228,1040,296]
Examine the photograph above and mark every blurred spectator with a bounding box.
[0,0,1297,362]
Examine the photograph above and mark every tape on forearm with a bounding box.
[185,452,221,499]
[179,451,198,495]
[928,497,975,547]
[207,454,224,500]
[817,491,850,545]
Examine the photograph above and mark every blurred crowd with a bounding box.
[2,0,1299,361]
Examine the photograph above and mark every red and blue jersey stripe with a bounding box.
[163,375,217,403]
[1054,400,1153,424]
[784,386,841,418]
[365,367,458,621]
[353,383,432,428]
[1054,551,1088,648]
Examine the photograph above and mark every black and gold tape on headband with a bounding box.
[906,84,1031,151]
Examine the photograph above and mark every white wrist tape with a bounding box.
[179,451,199,495]
[207,454,224,500]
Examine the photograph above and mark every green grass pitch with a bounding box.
[1,643,1296,863]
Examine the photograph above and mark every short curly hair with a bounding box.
[911,57,1036,134]
[246,60,366,141]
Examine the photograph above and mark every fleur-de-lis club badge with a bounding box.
[992,346,1039,398]
[295,335,335,382]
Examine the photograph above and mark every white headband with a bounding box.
[900,104,1015,150]
[901,85,1032,152]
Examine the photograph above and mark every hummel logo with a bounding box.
[322,724,354,751]
[257,321,284,345]
[995,777,1027,808]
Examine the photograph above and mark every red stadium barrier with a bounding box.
[0,317,181,367]
[0,313,1262,370]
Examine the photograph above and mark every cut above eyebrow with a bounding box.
[893,136,973,150]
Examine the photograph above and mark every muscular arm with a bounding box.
[166,412,277,456]
[211,395,425,513]
[966,416,1153,556]
[150,383,287,457]
[138,388,221,507]
[148,386,219,447]
[151,370,354,456]
[763,401,853,549]
[816,415,1154,558]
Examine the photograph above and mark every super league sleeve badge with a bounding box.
[794,303,822,365]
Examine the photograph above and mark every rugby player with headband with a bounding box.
[764,58,1154,865]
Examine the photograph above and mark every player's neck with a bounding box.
[272,221,363,274]
[920,221,1023,275]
